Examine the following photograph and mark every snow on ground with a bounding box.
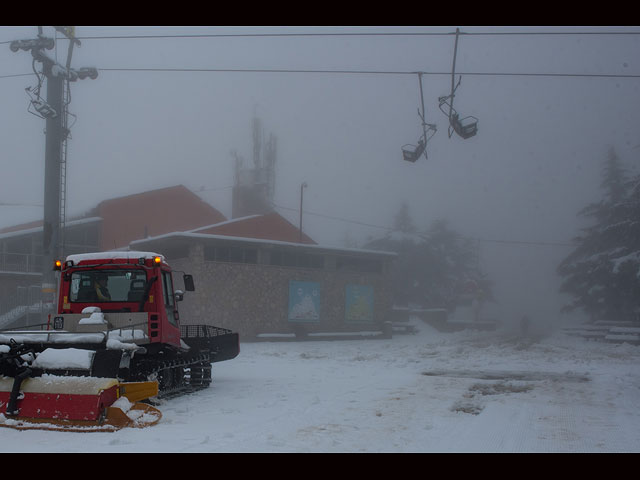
[2,318,640,452]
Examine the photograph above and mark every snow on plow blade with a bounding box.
[0,376,161,432]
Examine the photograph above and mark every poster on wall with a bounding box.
[288,280,321,322]
[345,284,374,323]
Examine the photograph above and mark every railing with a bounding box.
[0,246,99,274]
[181,324,234,338]
[107,321,149,343]
[0,253,43,274]
[0,302,45,330]
[0,285,44,329]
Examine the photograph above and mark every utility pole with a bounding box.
[299,182,307,242]
[10,27,97,324]
[41,57,64,313]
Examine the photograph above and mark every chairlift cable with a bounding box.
[4,68,640,80]
[14,30,639,41]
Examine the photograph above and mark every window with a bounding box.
[336,256,382,273]
[215,247,230,262]
[269,251,283,266]
[297,253,310,268]
[269,250,324,269]
[70,269,147,303]
[163,245,189,260]
[283,252,297,267]
[244,248,258,264]
[204,245,258,265]
[310,255,324,269]
[162,270,178,327]
[229,247,243,263]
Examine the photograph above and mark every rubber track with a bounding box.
[133,352,211,399]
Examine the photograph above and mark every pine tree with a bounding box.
[365,203,425,306]
[557,147,640,322]
[365,206,491,309]
[420,219,491,308]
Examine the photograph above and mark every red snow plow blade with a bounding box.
[0,376,161,432]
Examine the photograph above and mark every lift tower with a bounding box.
[10,27,97,324]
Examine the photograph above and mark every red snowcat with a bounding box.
[0,251,239,431]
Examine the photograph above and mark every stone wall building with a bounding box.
[131,233,396,339]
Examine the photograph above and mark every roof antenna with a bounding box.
[438,28,478,139]
[402,72,437,162]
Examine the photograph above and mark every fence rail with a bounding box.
[0,284,44,329]
[0,253,43,274]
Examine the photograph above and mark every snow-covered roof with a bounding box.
[130,231,397,257]
[187,215,263,233]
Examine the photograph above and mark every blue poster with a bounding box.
[345,284,374,323]
[288,281,321,322]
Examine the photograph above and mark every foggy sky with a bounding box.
[1,26,639,327]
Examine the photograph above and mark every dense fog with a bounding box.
[1,26,639,330]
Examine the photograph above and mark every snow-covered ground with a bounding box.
[2,318,640,452]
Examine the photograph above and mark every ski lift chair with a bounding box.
[438,97,478,140]
[450,113,478,139]
[402,139,425,162]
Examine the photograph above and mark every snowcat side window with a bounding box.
[161,270,178,327]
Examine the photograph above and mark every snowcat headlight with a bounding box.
[153,256,162,265]
[53,260,62,270]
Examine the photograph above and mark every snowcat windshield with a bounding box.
[69,269,148,303]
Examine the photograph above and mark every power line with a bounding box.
[4,29,639,81]
[0,72,36,79]
[96,67,640,79]
[460,30,640,36]
[49,30,640,40]
[0,202,42,207]
[99,67,411,75]
[4,29,639,47]
[3,67,639,80]
[274,203,396,231]
[197,185,234,192]
[272,203,577,248]
[468,237,575,248]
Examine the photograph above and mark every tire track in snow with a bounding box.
[416,370,594,452]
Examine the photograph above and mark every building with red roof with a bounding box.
[91,185,227,250]
[1,185,394,337]
[191,211,315,245]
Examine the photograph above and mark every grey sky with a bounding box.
[2,26,639,325]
